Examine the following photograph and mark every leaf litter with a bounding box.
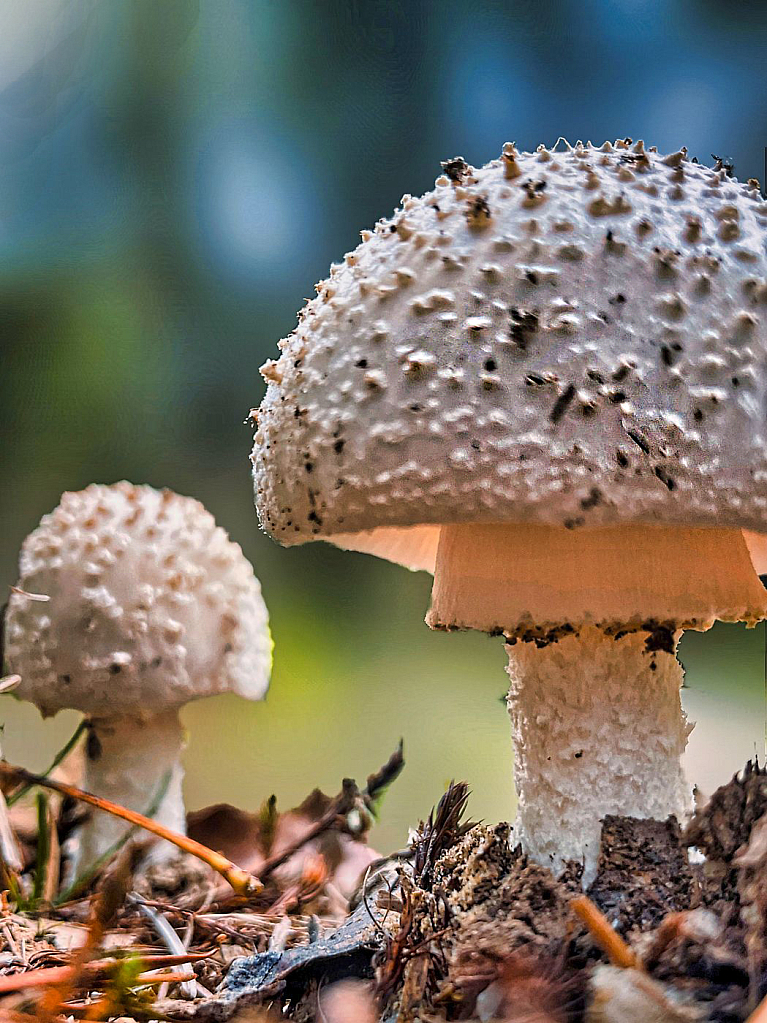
[1,725,767,1021]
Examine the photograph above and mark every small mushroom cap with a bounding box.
[252,141,767,572]
[4,483,272,718]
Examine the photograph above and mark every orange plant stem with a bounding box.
[571,895,640,970]
[0,762,261,896]
[0,952,213,994]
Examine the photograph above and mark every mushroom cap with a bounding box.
[252,141,767,573]
[4,483,272,718]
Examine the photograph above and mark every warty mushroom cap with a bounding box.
[252,140,767,609]
[4,482,272,719]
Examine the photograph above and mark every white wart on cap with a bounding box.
[4,482,271,866]
[251,141,767,878]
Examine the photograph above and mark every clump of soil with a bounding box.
[364,767,767,1023]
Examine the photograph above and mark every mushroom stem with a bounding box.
[77,709,186,870]
[506,626,692,883]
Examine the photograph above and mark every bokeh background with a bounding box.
[1,0,766,852]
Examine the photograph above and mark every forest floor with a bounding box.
[0,740,765,1022]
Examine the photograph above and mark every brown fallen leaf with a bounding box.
[187,745,402,905]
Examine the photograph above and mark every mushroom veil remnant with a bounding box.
[4,483,272,868]
[251,139,767,880]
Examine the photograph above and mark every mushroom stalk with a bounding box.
[505,626,691,882]
[78,710,186,869]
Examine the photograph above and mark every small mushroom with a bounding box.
[251,142,767,880]
[4,483,271,868]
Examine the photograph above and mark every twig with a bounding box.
[60,972,197,1008]
[571,895,640,969]
[259,743,405,881]
[259,779,358,879]
[55,772,171,905]
[361,863,388,943]
[1,920,20,958]
[365,739,405,806]
[0,760,261,896]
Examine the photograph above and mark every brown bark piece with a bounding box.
[588,816,696,937]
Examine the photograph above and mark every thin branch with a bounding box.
[259,779,357,879]
[570,895,640,970]
[260,743,406,880]
[55,771,172,905]
[0,760,261,897]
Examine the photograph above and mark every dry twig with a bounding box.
[0,760,261,896]
[570,895,640,970]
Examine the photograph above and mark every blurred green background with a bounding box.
[1,0,766,852]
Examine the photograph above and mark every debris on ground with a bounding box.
[2,742,767,1021]
[0,735,403,1020]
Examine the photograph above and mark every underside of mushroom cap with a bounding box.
[427,521,767,638]
[252,141,767,564]
[4,483,272,718]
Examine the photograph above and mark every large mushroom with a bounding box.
[3,482,271,867]
[251,139,767,879]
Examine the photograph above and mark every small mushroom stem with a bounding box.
[77,709,186,870]
[506,626,692,882]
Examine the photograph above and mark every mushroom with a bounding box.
[251,139,767,880]
[3,482,271,867]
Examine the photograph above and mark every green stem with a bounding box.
[31,792,50,906]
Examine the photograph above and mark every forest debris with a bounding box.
[412,780,472,889]
[211,871,397,1020]
[187,742,403,907]
[587,816,695,937]
[0,957,207,994]
[397,951,430,1021]
[0,747,408,1021]
[129,891,197,998]
[735,810,767,1011]
[6,750,767,1021]
[442,826,581,955]
[32,844,137,1022]
[187,804,265,874]
[685,760,767,865]
[379,795,583,1020]
[259,781,363,879]
[587,964,704,1021]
